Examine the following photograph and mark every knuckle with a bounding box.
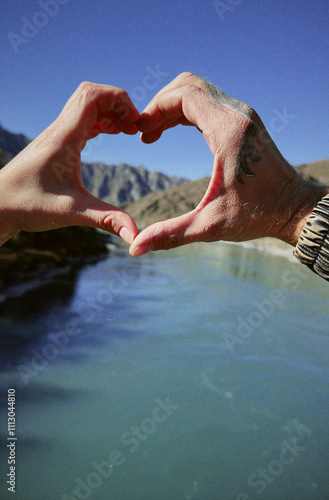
[178,71,196,80]
[118,88,129,100]
[248,107,263,128]
[77,81,94,94]
[186,84,205,97]
[100,213,116,233]
[75,81,96,105]
[245,105,257,122]
[177,72,204,88]
[154,232,183,251]
[113,88,129,106]
[164,234,181,250]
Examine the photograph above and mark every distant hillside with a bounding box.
[121,177,209,228]
[295,159,329,186]
[121,177,210,228]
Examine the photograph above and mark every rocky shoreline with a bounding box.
[0,227,110,294]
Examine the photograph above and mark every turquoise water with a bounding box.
[1,241,329,500]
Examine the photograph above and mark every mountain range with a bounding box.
[0,124,30,164]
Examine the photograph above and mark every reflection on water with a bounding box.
[0,242,329,500]
[0,271,77,321]
[0,270,79,371]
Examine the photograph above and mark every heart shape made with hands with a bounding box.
[12,74,292,257]
[87,116,211,257]
[80,74,271,257]
[88,92,218,256]
[64,76,223,257]
[1,75,303,251]
[77,74,310,256]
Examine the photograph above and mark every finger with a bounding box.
[88,120,121,139]
[139,126,164,144]
[57,82,140,146]
[83,83,140,124]
[70,191,139,245]
[137,88,213,149]
[139,72,199,111]
[137,94,186,134]
[137,72,205,133]
[88,117,138,140]
[112,115,139,135]
[129,211,199,257]
[139,117,195,144]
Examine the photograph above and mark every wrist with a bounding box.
[275,178,329,247]
[294,193,329,279]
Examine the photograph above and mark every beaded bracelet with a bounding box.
[294,194,329,280]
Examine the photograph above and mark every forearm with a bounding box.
[0,164,19,246]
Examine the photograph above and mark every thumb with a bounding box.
[129,211,199,256]
[70,191,139,245]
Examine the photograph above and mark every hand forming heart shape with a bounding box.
[0,73,324,252]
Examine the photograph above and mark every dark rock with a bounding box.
[0,227,109,292]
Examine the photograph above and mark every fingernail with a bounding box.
[130,244,151,257]
[119,227,133,245]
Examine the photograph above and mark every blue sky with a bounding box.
[0,0,328,180]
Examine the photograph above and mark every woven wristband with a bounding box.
[294,194,329,280]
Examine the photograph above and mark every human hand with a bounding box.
[129,72,328,257]
[0,82,140,246]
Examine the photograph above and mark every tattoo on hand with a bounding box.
[203,80,262,184]
[235,123,262,184]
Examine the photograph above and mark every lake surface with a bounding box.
[1,241,329,500]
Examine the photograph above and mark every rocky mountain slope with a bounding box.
[81,163,186,206]
[121,177,210,229]
[0,125,30,164]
